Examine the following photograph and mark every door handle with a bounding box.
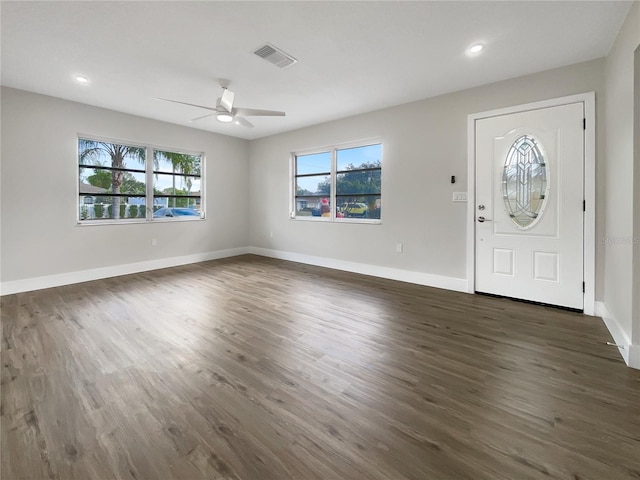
[477,216,491,223]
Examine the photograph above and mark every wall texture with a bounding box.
[0,87,250,288]
[635,42,640,352]
[603,1,640,366]
[249,59,605,293]
[602,2,640,366]
[1,41,635,365]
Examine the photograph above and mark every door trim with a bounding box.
[466,92,596,315]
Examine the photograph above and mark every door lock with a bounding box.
[478,204,485,211]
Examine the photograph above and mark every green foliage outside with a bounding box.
[122,174,146,195]
[79,140,146,220]
[87,168,111,189]
[316,161,381,195]
[316,161,382,214]
[80,143,200,220]
[154,150,201,208]
[296,186,314,196]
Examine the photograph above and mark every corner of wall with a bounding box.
[595,301,634,367]
[600,0,640,369]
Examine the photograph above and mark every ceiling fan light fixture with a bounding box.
[217,113,233,123]
[468,43,484,54]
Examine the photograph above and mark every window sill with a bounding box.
[290,216,381,225]
[77,217,205,226]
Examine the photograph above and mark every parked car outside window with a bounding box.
[340,202,368,217]
[153,207,200,218]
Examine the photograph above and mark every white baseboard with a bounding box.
[594,301,639,369]
[248,247,468,292]
[629,345,640,370]
[4,246,637,370]
[0,246,466,295]
[0,247,250,296]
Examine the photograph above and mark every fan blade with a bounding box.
[156,98,218,112]
[234,116,254,128]
[189,113,217,122]
[233,107,285,117]
[220,88,235,112]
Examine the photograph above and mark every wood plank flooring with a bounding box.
[2,254,639,480]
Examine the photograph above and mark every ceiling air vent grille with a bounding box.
[253,43,297,69]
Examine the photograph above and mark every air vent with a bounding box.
[253,43,297,69]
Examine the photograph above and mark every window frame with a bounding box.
[290,139,382,224]
[77,134,206,225]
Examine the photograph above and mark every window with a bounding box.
[153,150,202,212]
[292,142,382,222]
[294,151,332,218]
[78,138,203,223]
[502,135,548,229]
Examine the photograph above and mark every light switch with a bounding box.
[452,192,468,202]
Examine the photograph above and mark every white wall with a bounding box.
[249,60,605,292]
[635,44,640,353]
[603,1,640,367]
[0,87,250,291]
[1,36,635,366]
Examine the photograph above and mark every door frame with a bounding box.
[466,92,596,315]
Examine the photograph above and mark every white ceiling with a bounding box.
[1,1,633,140]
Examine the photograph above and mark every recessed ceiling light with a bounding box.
[75,75,89,84]
[469,44,484,54]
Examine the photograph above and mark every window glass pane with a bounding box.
[78,139,146,169]
[78,140,204,223]
[79,167,146,196]
[336,144,381,171]
[292,142,382,222]
[295,196,331,218]
[336,169,381,196]
[153,150,201,175]
[296,174,330,197]
[154,197,201,209]
[502,135,548,228]
[296,152,331,175]
[152,206,202,219]
[152,149,203,217]
[154,173,201,196]
[337,196,381,219]
[78,196,146,220]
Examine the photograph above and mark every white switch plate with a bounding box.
[452,192,468,202]
[396,243,403,253]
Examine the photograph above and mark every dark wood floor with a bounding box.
[1,255,639,480]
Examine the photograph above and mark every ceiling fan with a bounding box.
[157,79,285,128]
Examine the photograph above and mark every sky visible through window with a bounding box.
[296,144,381,193]
[79,147,201,193]
[154,155,201,193]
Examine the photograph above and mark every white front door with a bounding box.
[475,102,584,310]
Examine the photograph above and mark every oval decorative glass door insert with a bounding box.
[502,135,549,228]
